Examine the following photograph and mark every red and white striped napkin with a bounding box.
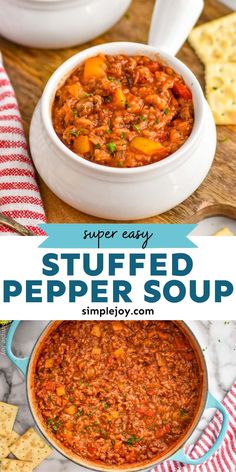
[153,380,236,472]
[0,53,46,235]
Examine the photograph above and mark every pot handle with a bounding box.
[148,0,204,56]
[5,321,30,376]
[170,392,229,465]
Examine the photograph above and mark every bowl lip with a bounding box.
[40,41,205,176]
[26,320,208,472]
[6,0,100,4]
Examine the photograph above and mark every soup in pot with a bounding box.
[52,55,194,168]
[33,321,202,467]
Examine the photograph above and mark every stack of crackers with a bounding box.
[0,402,52,471]
[214,227,234,235]
[189,13,236,125]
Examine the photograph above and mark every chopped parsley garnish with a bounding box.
[139,115,147,122]
[164,108,170,115]
[126,435,141,446]
[83,92,92,98]
[69,130,79,137]
[104,95,112,104]
[52,422,61,432]
[69,128,88,137]
[108,76,115,81]
[133,124,141,132]
[120,132,126,139]
[95,143,101,149]
[48,418,61,432]
[103,402,110,409]
[107,128,113,134]
[48,418,61,433]
[77,409,84,417]
[85,382,90,387]
[116,162,124,167]
[107,142,117,154]
[155,118,160,124]
[147,425,155,431]
[180,408,188,417]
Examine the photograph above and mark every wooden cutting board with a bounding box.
[1,0,235,224]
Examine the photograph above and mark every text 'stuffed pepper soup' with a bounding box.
[33,321,202,467]
[52,55,194,168]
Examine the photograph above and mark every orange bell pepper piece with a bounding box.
[130,137,163,156]
[83,56,107,81]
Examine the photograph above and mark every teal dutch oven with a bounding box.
[6,321,229,472]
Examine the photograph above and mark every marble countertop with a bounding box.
[218,0,236,9]
[0,321,236,471]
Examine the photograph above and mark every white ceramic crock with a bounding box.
[0,0,131,49]
[30,0,217,221]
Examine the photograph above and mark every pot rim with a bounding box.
[26,321,208,472]
[40,41,205,177]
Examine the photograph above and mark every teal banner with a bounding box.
[39,224,197,249]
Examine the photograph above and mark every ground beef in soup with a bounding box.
[52,55,194,168]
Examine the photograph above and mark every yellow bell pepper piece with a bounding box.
[57,386,66,396]
[130,137,163,156]
[65,405,77,415]
[107,410,119,420]
[92,347,101,355]
[74,135,91,154]
[91,325,101,337]
[113,88,126,108]
[83,56,107,81]
[45,359,53,369]
[112,321,123,332]
[114,348,125,358]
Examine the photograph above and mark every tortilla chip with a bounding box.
[0,403,18,437]
[1,459,33,472]
[214,227,234,236]
[206,63,236,125]
[188,13,236,64]
[10,428,52,467]
[0,436,10,459]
